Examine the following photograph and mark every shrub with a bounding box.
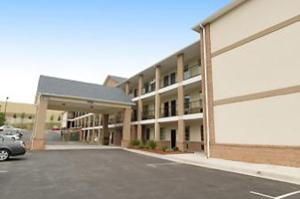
[173,147,179,151]
[137,142,146,149]
[160,146,168,152]
[146,140,157,150]
[130,139,141,147]
[0,112,5,126]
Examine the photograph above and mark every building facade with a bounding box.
[59,0,299,167]
[193,0,300,167]
[0,101,62,130]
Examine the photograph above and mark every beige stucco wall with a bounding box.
[186,120,202,141]
[210,0,300,52]
[212,22,300,100]
[159,121,202,142]
[214,92,300,146]
[209,0,300,148]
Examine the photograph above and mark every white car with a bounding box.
[0,125,15,132]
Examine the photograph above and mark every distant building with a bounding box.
[0,101,63,130]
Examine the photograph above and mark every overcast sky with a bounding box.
[0,0,230,104]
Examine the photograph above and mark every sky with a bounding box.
[0,0,230,104]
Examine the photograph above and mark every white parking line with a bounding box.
[146,162,180,168]
[0,170,8,173]
[276,190,300,199]
[250,191,275,198]
[250,190,300,199]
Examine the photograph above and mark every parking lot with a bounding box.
[0,149,299,199]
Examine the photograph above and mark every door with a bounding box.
[171,129,176,149]
[164,102,169,117]
[171,100,176,116]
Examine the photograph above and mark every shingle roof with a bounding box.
[36,75,133,105]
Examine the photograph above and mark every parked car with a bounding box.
[0,125,14,132]
[0,135,26,161]
[0,130,23,141]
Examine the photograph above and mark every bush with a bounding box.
[160,146,168,152]
[138,142,146,149]
[146,140,157,150]
[130,139,141,147]
[173,147,179,151]
[0,112,5,126]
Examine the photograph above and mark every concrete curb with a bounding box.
[45,145,121,150]
[123,148,300,185]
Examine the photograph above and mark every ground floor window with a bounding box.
[185,126,190,141]
[160,128,165,140]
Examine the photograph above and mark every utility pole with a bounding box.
[4,97,9,121]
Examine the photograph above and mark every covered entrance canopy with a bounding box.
[31,75,133,150]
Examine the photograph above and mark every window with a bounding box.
[163,75,169,87]
[133,89,138,97]
[185,126,190,141]
[160,128,165,140]
[144,83,149,93]
[184,65,189,80]
[184,96,191,114]
[200,125,204,141]
[170,72,176,84]
[171,100,176,116]
[150,82,155,92]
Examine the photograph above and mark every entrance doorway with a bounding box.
[171,129,176,149]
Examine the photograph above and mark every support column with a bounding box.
[121,108,132,147]
[154,65,161,142]
[137,75,143,140]
[102,114,109,145]
[177,53,186,151]
[31,96,48,150]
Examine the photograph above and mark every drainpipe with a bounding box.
[200,24,210,158]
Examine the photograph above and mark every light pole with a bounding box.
[4,97,9,121]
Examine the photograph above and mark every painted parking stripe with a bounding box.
[146,162,181,168]
[276,190,300,199]
[0,171,8,173]
[250,190,300,199]
[250,191,275,198]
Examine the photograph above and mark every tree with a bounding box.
[0,112,5,126]
[13,113,17,119]
[57,116,61,122]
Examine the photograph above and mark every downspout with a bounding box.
[200,24,210,158]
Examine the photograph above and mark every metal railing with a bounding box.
[184,64,201,80]
[184,99,203,114]
[160,107,177,118]
[142,109,155,120]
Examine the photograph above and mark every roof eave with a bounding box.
[192,0,247,32]
[37,92,135,106]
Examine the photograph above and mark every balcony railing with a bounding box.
[142,83,156,95]
[184,99,203,114]
[142,109,155,120]
[184,64,201,80]
[160,107,177,118]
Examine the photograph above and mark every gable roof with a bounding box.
[103,75,128,86]
[36,75,133,105]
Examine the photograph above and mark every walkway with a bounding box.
[125,148,300,185]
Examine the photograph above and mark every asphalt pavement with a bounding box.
[0,149,299,199]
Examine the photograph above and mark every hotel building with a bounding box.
[34,0,299,167]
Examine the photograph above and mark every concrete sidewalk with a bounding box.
[45,142,121,150]
[124,148,300,185]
